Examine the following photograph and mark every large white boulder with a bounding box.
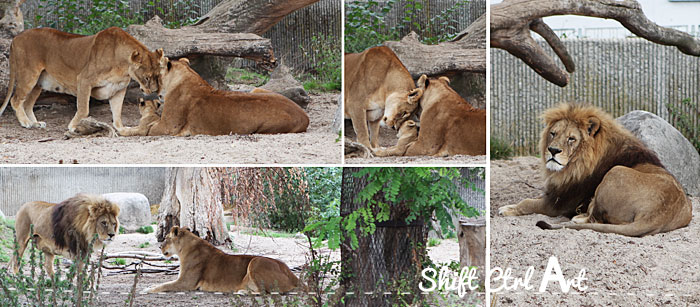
[617,110,700,197]
[103,193,152,231]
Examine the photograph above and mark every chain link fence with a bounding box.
[491,39,700,156]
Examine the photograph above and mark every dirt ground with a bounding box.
[0,93,341,164]
[344,121,486,165]
[490,156,700,306]
[88,229,466,306]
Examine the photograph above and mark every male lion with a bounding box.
[401,75,486,156]
[118,98,161,136]
[344,46,423,149]
[146,226,301,293]
[373,120,419,157]
[10,194,120,276]
[124,58,309,136]
[499,103,692,237]
[0,27,166,132]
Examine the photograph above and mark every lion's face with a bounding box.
[397,119,418,138]
[161,226,187,258]
[94,213,119,244]
[138,98,160,116]
[382,88,422,130]
[129,48,167,95]
[544,120,585,171]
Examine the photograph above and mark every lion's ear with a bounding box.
[416,74,428,89]
[406,120,416,127]
[588,117,601,136]
[130,51,140,64]
[171,226,180,236]
[179,58,190,65]
[407,88,423,105]
[439,76,450,84]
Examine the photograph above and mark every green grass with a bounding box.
[119,226,125,234]
[302,79,341,93]
[0,218,15,263]
[136,225,154,234]
[138,242,150,249]
[112,258,126,265]
[427,238,441,247]
[242,229,297,239]
[490,136,514,160]
[225,68,269,87]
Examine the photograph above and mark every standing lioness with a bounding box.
[0,27,166,132]
[146,226,301,293]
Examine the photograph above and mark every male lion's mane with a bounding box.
[540,103,664,217]
[51,194,120,257]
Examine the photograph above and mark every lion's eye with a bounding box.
[402,111,408,118]
[568,137,576,142]
[550,132,556,137]
[102,221,107,226]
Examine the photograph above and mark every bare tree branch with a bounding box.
[194,0,320,35]
[491,0,700,87]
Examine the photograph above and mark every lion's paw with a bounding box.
[144,286,159,293]
[498,205,521,216]
[571,214,589,224]
[34,121,47,129]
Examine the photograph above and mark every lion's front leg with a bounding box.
[145,278,197,293]
[108,88,127,129]
[68,80,92,132]
[499,198,551,216]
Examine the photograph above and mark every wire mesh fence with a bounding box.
[491,39,700,156]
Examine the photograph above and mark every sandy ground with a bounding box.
[3,228,465,306]
[0,93,341,164]
[344,121,486,165]
[490,156,700,306]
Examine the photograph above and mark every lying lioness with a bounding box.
[118,98,160,136]
[145,226,301,293]
[121,58,309,136]
[373,120,419,157]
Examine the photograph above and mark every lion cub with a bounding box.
[373,120,419,157]
[146,226,301,293]
[118,98,160,136]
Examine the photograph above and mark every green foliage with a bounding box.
[112,258,126,266]
[1,227,106,306]
[0,219,15,263]
[225,68,270,87]
[31,0,199,35]
[261,168,310,233]
[306,168,483,250]
[135,225,154,234]
[345,0,468,53]
[137,242,150,248]
[427,237,441,247]
[490,136,514,160]
[299,35,341,92]
[668,98,699,153]
[242,229,297,239]
[119,226,125,234]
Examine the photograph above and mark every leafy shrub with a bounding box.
[668,98,699,153]
[427,237,441,247]
[490,136,514,160]
[135,225,154,234]
[299,35,341,92]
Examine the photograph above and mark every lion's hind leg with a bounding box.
[10,69,44,128]
[244,257,298,293]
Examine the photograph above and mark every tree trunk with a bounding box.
[340,167,427,307]
[459,217,486,286]
[156,167,230,246]
[194,0,320,35]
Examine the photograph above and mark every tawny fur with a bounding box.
[403,75,486,156]
[146,226,301,293]
[373,120,419,157]
[10,194,120,276]
[344,46,423,149]
[134,58,309,136]
[0,27,166,132]
[118,98,160,136]
[500,103,692,237]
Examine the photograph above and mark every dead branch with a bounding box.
[491,0,700,87]
[194,0,320,35]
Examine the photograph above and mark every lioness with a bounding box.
[373,120,419,157]
[124,58,309,136]
[118,98,160,136]
[146,226,301,293]
[344,46,423,149]
[10,194,120,276]
[500,103,692,237]
[402,75,486,156]
[0,27,166,132]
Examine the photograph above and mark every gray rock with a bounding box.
[261,64,311,108]
[330,95,342,133]
[617,110,700,196]
[103,193,152,231]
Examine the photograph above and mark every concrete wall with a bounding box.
[0,167,166,216]
[491,39,700,155]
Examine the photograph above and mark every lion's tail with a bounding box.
[0,41,16,117]
[536,221,660,237]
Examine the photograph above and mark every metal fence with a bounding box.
[0,167,166,216]
[491,39,700,155]
[20,0,341,75]
[457,167,485,215]
[347,0,485,40]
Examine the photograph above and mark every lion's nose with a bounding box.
[548,147,562,156]
[382,116,388,122]
[108,233,115,238]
